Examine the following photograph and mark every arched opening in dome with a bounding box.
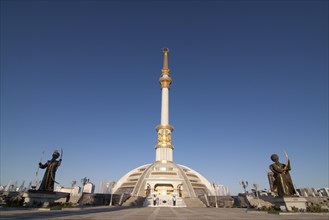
[154,183,174,196]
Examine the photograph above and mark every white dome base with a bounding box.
[113,161,215,200]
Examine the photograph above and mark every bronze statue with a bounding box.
[38,150,62,191]
[269,151,296,197]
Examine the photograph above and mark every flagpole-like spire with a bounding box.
[156,48,174,162]
[159,48,172,89]
[161,48,170,75]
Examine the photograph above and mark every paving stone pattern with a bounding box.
[0,206,328,220]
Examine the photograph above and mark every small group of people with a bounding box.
[152,194,177,206]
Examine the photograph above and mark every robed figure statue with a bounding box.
[38,150,62,191]
[269,152,296,197]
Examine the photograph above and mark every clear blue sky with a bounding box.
[1,0,328,195]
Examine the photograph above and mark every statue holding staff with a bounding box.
[269,151,296,197]
[38,149,62,192]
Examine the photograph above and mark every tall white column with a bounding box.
[156,48,174,162]
[161,88,169,125]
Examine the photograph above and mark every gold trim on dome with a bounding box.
[155,160,174,163]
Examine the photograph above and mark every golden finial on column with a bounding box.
[161,48,170,75]
[159,48,172,88]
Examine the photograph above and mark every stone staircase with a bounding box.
[121,196,145,207]
[183,197,206,207]
[143,196,186,207]
[56,195,81,205]
[175,197,187,207]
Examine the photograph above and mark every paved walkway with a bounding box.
[1,206,328,220]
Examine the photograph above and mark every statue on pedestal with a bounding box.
[269,151,296,197]
[38,150,62,192]
[23,150,68,207]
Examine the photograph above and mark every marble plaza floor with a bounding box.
[1,206,329,220]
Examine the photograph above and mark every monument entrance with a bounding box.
[154,184,174,196]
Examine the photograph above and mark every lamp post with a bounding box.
[106,182,110,194]
[109,181,116,206]
[240,180,248,195]
[212,183,218,208]
[253,183,260,208]
[240,180,249,208]
[81,177,87,193]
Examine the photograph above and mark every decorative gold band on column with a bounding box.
[159,75,172,88]
[156,124,174,132]
[157,129,171,142]
[155,128,174,149]
[155,143,174,150]
[161,68,170,75]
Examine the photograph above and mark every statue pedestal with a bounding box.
[273,196,307,211]
[23,190,70,207]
